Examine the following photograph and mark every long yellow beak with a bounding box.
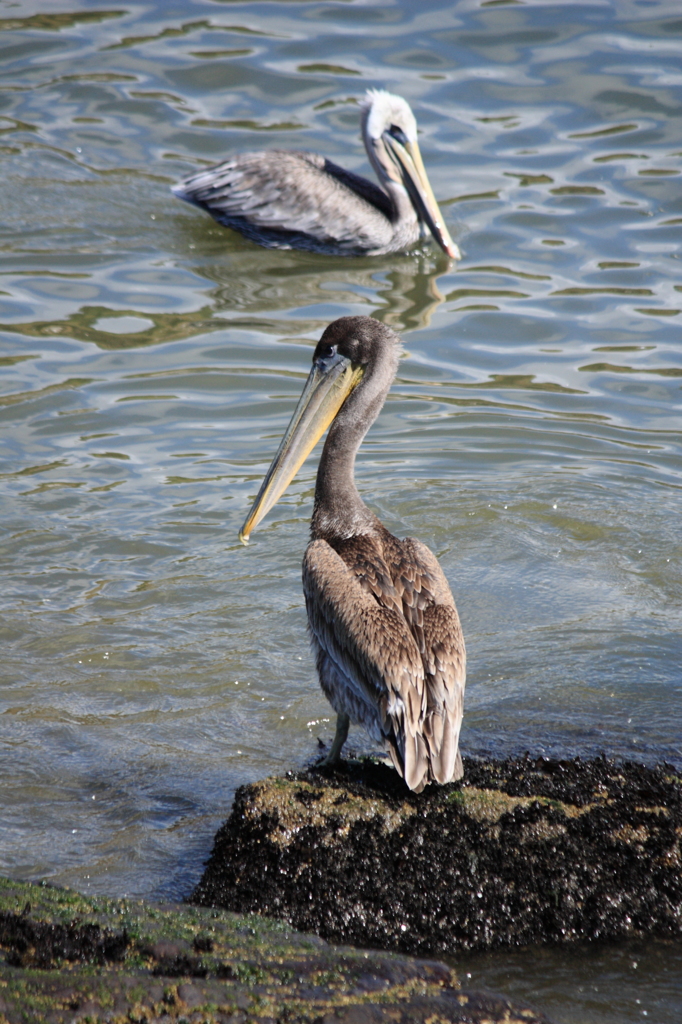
[239,353,364,543]
[384,132,460,260]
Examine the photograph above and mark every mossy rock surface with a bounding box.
[193,755,682,956]
[0,876,550,1023]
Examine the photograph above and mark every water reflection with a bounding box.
[200,246,451,333]
[0,250,451,349]
[376,253,451,331]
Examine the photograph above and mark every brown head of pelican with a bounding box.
[240,316,465,792]
[172,90,460,260]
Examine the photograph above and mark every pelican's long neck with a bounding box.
[382,180,419,230]
[311,371,391,542]
[361,109,418,232]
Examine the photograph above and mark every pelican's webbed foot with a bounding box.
[320,712,350,766]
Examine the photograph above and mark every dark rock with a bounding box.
[0,875,552,1023]
[151,951,208,977]
[192,755,682,956]
[147,938,189,960]
[176,981,203,1006]
[193,932,214,952]
[0,908,129,969]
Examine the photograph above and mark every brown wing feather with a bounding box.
[382,535,466,784]
[303,538,429,789]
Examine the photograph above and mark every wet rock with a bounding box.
[192,754,682,956]
[0,908,129,969]
[0,876,550,1023]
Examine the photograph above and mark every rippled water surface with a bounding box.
[1,0,681,1020]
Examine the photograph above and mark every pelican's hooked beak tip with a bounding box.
[447,240,462,261]
[238,529,250,546]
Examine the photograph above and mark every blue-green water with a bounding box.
[0,1,681,1020]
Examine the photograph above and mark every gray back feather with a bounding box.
[173,150,410,255]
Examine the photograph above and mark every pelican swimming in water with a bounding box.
[240,316,465,792]
[172,90,460,259]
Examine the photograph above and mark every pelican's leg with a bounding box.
[321,712,349,766]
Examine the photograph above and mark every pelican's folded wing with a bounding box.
[303,538,429,789]
[172,151,394,252]
[389,537,466,783]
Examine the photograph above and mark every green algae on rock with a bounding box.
[192,755,682,956]
[0,876,551,1023]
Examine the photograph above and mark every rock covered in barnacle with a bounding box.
[192,755,682,956]
[0,876,551,1024]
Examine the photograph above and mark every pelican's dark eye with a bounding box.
[388,124,409,146]
[316,343,337,365]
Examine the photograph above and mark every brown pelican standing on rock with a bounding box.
[172,90,460,259]
[240,316,465,792]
